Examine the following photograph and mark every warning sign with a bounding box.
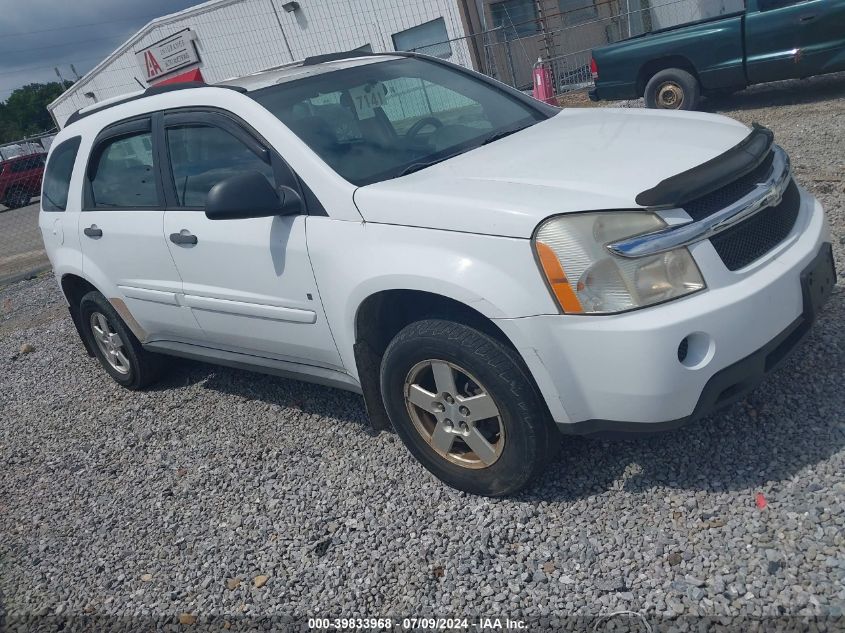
[135,30,200,83]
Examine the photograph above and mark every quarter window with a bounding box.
[166,124,275,207]
[42,137,81,212]
[90,132,157,207]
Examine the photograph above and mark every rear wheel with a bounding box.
[78,290,163,389]
[4,188,30,209]
[380,319,558,496]
[644,68,700,110]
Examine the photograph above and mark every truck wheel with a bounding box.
[645,68,700,110]
[380,319,558,496]
[4,189,30,209]
[78,290,163,390]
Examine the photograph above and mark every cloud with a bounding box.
[0,0,202,99]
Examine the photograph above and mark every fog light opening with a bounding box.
[679,332,715,369]
[677,337,689,363]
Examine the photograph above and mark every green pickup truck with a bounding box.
[589,0,845,110]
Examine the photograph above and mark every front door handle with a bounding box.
[83,225,102,238]
[799,13,817,22]
[169,231,198,245]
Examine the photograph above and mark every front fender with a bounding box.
[305,219,558,378]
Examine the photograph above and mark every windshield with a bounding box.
[249,57,547,185]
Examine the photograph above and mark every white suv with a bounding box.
[40,52,835,496]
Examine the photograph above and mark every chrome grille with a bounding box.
[683,152,775,221]
[709,180,801,271]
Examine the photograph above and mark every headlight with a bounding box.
[534,211,705,314]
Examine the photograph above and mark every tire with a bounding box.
[4,189,30,209]
[644,68,700,110]
[78,290,163,390]
[380,319,558,496]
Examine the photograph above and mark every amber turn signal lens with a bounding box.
[535,242,583,314]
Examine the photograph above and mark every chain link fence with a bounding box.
[0,133,54,285]
[410,0,741,95]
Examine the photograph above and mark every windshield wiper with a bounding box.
[480,124,533,146]
[394,124,535,178]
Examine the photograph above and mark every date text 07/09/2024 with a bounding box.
[307,617,528,630]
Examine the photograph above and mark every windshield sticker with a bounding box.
[349,83,389,119]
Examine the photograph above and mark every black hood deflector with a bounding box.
[636,123,774,208]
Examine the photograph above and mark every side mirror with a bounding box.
[205,171,303,220]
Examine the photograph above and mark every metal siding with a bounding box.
[50,0,471,127]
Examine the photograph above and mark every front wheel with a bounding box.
[380,319,558,496]
[644,68,700,110]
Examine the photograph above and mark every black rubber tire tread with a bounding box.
[78,290,163,390]
[4,188,30,209]
[380,318,559,497]
[644,68,701,111]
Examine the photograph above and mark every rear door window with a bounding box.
[42,137,81,212]
[90,132,158,208]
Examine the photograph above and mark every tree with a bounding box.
[0,81,71,144]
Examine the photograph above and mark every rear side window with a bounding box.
[42,137,81,212]
[90,132,157,208]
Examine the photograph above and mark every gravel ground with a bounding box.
[1,74,844,632]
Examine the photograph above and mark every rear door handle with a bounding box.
[169,231,198,245]
[83,225,102,238]
[799,13,817,21]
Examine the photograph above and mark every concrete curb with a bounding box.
[0,264,52,289]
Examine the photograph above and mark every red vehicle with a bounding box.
[0,152,46,209]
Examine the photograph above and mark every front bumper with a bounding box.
[495,190,833,431]
[569,242,835,435]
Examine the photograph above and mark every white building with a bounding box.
[49,0,477,128]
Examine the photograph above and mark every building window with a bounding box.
[559,0,598,26]
[392,18,452,58]
[490,0,540,41]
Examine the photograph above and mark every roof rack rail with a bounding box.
[64,82,247,126]
[302,50,376,66]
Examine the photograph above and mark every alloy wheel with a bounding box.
[403,359,505,469]
[89,311,131,375]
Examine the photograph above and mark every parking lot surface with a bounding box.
[1,74,843,630]
[0,201,47,284]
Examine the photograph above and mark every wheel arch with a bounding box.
[59,272,148,353]
[351,288,539,433]
[60,273,100,357]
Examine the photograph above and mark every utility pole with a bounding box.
[54,67,69,87]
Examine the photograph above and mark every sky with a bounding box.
[0,0,205,101]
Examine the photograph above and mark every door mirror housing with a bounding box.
[205,171,303,220]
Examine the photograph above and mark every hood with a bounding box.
[353,108,751,238]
